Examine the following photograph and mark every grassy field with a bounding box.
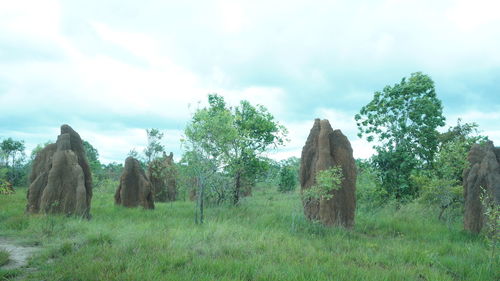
[0,184,497,281]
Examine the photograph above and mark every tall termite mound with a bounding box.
[463,141,500,233]
[300,119,356,228]
[148,152,177,202]
[115,156,155,209]
[27,124,92,218]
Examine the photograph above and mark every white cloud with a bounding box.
[1,0,500,165]
[270,114,374,162]
[447,0,500,31]
[313,108,357,136]
[217,0,246,33]
[0,0,61,40]
[447,109,500,145]
[221,86,286,118]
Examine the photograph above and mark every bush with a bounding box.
[414,172,462,220]
[302,166,343,201]
[356,162,387,209]
[278,165,297,193]
[0,178,14,195]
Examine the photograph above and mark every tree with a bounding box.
[355,72,446,199]
[83,140,102,180]
[101,162,123,181]
[144,129,165,164]
[180,144,222,224]
[184,94,287,205]
[0,138,26,185]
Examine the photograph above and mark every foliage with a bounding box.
[414,173,462,219]
[302,166,343,201]
[417,120,487,219]
[144,128,165,164]
[278,166,297,192]
[355,72,446,199]
[480,188,499,269]
[83,140,100,166]
[277,157,299,193]
[0,137,26,186]
[82,140,103,184]
[438,118,487,146]
[278,166,296,193]
[254,157,280,187]
[178,149,219,224]
[0,178,14,195]
[0,138,25,166]
[127,148,140,159]
[29,142,49,161]
[100,162,123,182]
[184,94,287,205]
[355,159,387,209]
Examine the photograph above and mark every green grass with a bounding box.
[0,248,9,266]
[0,184,498,281]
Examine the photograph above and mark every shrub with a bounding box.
[278,165,297,193]
[414,173,462,220]
[302,166,343,201]
[480,188,499,268]
[0,178,14,195]
[356,162,387,209]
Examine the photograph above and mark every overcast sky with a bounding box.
[1,0,499,164]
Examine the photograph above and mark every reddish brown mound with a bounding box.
[300,119,356,228]
[463,141,500,233]
[26,125,92,218]
[115,157,155,209]
[148,152,177,202]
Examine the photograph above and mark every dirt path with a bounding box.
[0,237,39,270]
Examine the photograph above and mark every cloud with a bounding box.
[446,108,500,145]
[1,0,499,164]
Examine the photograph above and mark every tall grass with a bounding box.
[0,182,497,281]
[0,248,9,266]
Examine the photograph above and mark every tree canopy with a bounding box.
[184,94,288,205]
[355,72,446,199]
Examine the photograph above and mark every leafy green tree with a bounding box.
[255,157,280,187]
[83,140,102,178]
[182,96,235,222]
[180,146,222,224]
[144,129,165,164]
[355,72,446,199]
[184,94,287,205]
[0,137,26,185]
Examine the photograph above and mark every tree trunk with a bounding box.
[233,171,241,205]
[195,175,205,224]
[200,176,204,224]
[9,155,15,184]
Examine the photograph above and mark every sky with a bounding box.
[1,0,499,164]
